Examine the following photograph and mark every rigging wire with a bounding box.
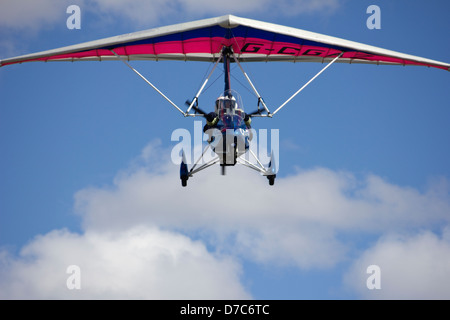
[196,60,214,93]
[203,71,224,94]
[231,72,258,98]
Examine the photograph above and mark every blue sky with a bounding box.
[1,0,450,299]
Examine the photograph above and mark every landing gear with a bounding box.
[180,150,189,187]
[179,146,221,187]
[181,175,188,187]
[178,140,278,186]
[236,149,277,186]
[267,175,276,186]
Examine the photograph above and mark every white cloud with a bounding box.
[1,141,449,298]
[0,0,74,30]
[0,0,81,58]
[269,0,340,16]
[0,0,341,30]
[74,142,450,269]
[90,0,340,26]
[343,229,450,299]
[0,227,250,299]
[84,0,342,28]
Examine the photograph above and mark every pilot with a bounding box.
[243,113,253,141]
[243,113,252,129]
[203,111,219,132]
[224,98,235,111]
[203,111,219,143]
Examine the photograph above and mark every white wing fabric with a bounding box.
[1,15,449,71]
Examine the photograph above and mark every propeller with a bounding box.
[185,99,207,116]
[246,108,265,117]
[246,97,268,117]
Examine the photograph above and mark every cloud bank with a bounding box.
[90,0,340,26]
[0,0,340,30]
[344,229,450,299]
[0,0,66,30]
[0,227,249,299]
[1,141,449,299]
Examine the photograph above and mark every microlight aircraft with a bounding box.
[2,15,449,186]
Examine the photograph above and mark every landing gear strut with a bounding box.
[267,175,276,186]
[181,176,188,187]
[180,151,189,187]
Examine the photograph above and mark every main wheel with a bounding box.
[181,176,188,187]
[268,175,275,186]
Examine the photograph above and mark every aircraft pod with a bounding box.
[206,92,250,166]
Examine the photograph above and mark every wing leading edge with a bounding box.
[1,15,449,71]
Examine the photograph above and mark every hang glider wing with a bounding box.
[1,15,449,71]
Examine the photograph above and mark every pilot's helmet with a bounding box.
[225,96,236,109]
